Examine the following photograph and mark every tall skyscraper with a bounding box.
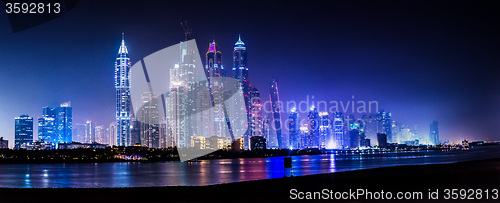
[108,122,117,146]
[376,111,392,143]
[115,34,131,146]
[84,120,94,143]
[95,125,105,144]
[262,115,271,148]
[249,87,263,139]
[232,35,252,149]
[14,115,33,149]
[38,103,72,145]
[205,40,225,78]
[38,107,56,143]
[430,121,439,145]
[319,112,330,149]
[333,111,344,149]
[269,77,284,148]
[288,108,299,149]
[304,106,320,148]
[73,123,85,143]
[139,92,160,148]
[55,102,72,144]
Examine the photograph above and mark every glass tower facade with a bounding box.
[14,115,33,149]
[269,77,284,148]
[115,34,132,146]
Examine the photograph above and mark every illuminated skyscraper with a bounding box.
[269,77,284,148]
[333,111,344,149]
[319,112,330,149]
[376,111,392,143]
[232,35,252,149]
[108,122,117,146]
[430,121,439,145]
[288,108,299,149]
[38,107,56,143]
[84,120,94,143]
[139,92,160,148]
[304,106,320,148]
[95,125,105,144]
[14,115,33,149]
[55,102,72,144]
[115,34,131,146]
[249,88,263,139]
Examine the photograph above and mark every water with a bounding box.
[0,146,499,188]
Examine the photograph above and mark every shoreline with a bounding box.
[0,158,499,202]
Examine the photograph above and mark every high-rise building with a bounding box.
[84,120,94,143]
[269,77,284,148]
[95,125,105,144]
[349,128,360,149]
[108,122,117,146]
[304,106,320,148]
[130,119,141,146]
[231,35,251,149]
[15,115,33,149]
[115,34,132,146]
[299,124,309,148]
[430,121,439,145]
[288,108,300,149]
[38,107,56,143]
[204,40,228,145]
[73,123,85,143]
[319,112,330,149]
[139,92,160,148]
[55,102,72,144]
[38,103,72,145]
[332,111,344,149]
[249,88,263,137]
[376,111,392,143]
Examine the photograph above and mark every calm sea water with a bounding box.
[0,146,499,188]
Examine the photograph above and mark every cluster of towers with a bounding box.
[113,30,285,150]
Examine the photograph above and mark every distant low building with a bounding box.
[20,141,55,150]
[0,137,8,149]
[58,142,108,149]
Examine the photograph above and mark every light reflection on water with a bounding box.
[0,146,498,188]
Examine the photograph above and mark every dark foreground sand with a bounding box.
[0,158,499,203]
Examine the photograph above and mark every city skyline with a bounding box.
[1,1,499,147]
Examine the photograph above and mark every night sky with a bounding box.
[0,0,499,147]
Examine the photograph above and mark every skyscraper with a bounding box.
[14,115,33,149]
[249,88,263,139]
[108,121,117,146]
[288,108,299,149]
[269,77,284,148]
[115,34,132,146]
[38,103,72,145]
[304,106,320,148]
[139,92,160,148]
[55,102,72,144]
[38,107,56,143]
[95,125,105,144]
[333,111,344,149]
[73,123,85,143]
[232,35,252,149]
[84,120,94,143]
[377,111,392,143]
[430,121,439,145]
[319,112,330,149]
